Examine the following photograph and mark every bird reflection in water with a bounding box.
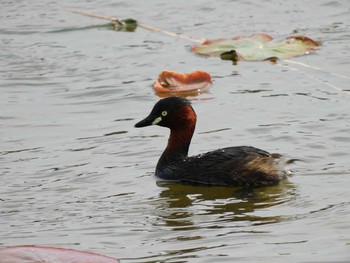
[154,181,297,230]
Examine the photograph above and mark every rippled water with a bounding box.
[1,0,350,262]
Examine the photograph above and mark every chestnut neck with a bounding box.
[157,105,196,167]
[166,123,195,156]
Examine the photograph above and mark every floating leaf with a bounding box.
[112,18,138,32]
[0,246,119,263]
[152,70,212,93]
[192,34,319,61]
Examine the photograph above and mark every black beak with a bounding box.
[135,115,154,128]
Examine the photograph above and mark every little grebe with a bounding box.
[135,97,295,187]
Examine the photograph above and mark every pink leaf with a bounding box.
[0,245,119,263]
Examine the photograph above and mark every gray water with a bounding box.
[1,0,350,262]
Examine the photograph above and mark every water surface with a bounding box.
[1,0,349,262]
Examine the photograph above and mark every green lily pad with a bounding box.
[192,34,319,61]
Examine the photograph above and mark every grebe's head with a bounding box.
[135,97,196,129]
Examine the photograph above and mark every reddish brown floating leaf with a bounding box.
[153,70,212,93]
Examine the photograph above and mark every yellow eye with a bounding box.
[161,111,167,116]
